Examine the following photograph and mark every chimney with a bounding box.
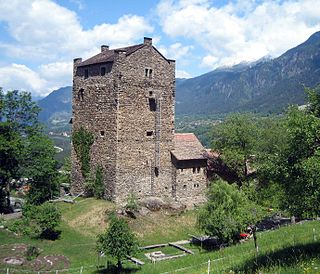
[144,37,152,46]
[101,45,109,52]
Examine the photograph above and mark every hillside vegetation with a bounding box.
[1,198,319,273]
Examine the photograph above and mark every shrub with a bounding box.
[198,180,262,244]
[25,246,40,261]
[125,193,138,212]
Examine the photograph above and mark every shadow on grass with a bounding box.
[39,229,61,240]
[232,241,320,273]
[94,264,139,274]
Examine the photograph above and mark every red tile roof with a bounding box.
[172,133,206,161]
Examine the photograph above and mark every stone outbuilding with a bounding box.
[71,37,207,207]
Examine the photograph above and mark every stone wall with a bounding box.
[174,166,207,207]
[114,43,175,203]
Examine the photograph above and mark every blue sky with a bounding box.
[0,0,320,97]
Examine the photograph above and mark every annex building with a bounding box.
[71,37,207,206]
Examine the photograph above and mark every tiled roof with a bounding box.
[172,133,206,161]
[78,44,145,67]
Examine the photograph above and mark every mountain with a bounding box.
[38,31,320,127]
[38,86,72,130]
[176,31,320,115]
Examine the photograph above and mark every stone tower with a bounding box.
[71,37,176,203]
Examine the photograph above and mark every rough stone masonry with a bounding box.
[71,37,207,207]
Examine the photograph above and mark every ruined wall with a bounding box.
[114,45,175,203]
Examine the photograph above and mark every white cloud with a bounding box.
[158,42,193,60]
[0,62,73,97]
[157,0,320,69]
[0,0,153,96]
[176,70,191,78]
[0,64,47,96]
[0,0,153,61]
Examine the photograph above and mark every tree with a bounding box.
[0,122,23,212]
[273,105,320,217]
[198,180,261,244]
[97,213,138,270]
[0,88,58,210]
[22,134,59,205]
[211,114,259,185]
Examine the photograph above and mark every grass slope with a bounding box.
[0,198,319,273]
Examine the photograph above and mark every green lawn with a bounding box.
[0,198,319,273]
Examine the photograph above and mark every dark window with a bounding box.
[197,167,201,173]
[78,88,84,101]
[154,167,159,177]
[145,68,153,78]
[101,67,106,76]
[147,131,153,136]
[100,130,105,137]
[193,167,196,173]
[149,98,156,111]
[84,69,89,79]
[149,91,153,96]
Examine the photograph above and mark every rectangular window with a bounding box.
[154,167,159,177]
[145,68,153,78]
[101,67,106,76]
[100,130,105,137]
[149,98,156,111]
[84,69,89,79]
[146,131,153,136]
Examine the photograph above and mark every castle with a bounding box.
[71,37,207,207]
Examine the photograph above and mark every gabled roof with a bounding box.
[78,44,145,67]
[172,133,206,161]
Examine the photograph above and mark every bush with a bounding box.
[25,246,40,261]
[34,202,61,239]
[198,180,262,244]
[125,193,138,212]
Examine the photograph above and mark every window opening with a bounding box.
[101,67,106,76]
[100,130,105,137]
[146,131,153,137]
[78,88,84,101]
[149,91,153,96]
[193,167,196,173]
[154,167,159,177]
[145,68,153,78]
[149,98,156,111]
[84,69,89,79]
[197,167,201,173]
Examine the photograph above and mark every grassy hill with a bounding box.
[0,198,319,273]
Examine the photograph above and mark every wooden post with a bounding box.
[207,259,211,274]
[6,268,9,274]
[80,266,83,273]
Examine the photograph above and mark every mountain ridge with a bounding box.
[38,31,320,129]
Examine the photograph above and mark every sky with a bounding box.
[0,0,320,98]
